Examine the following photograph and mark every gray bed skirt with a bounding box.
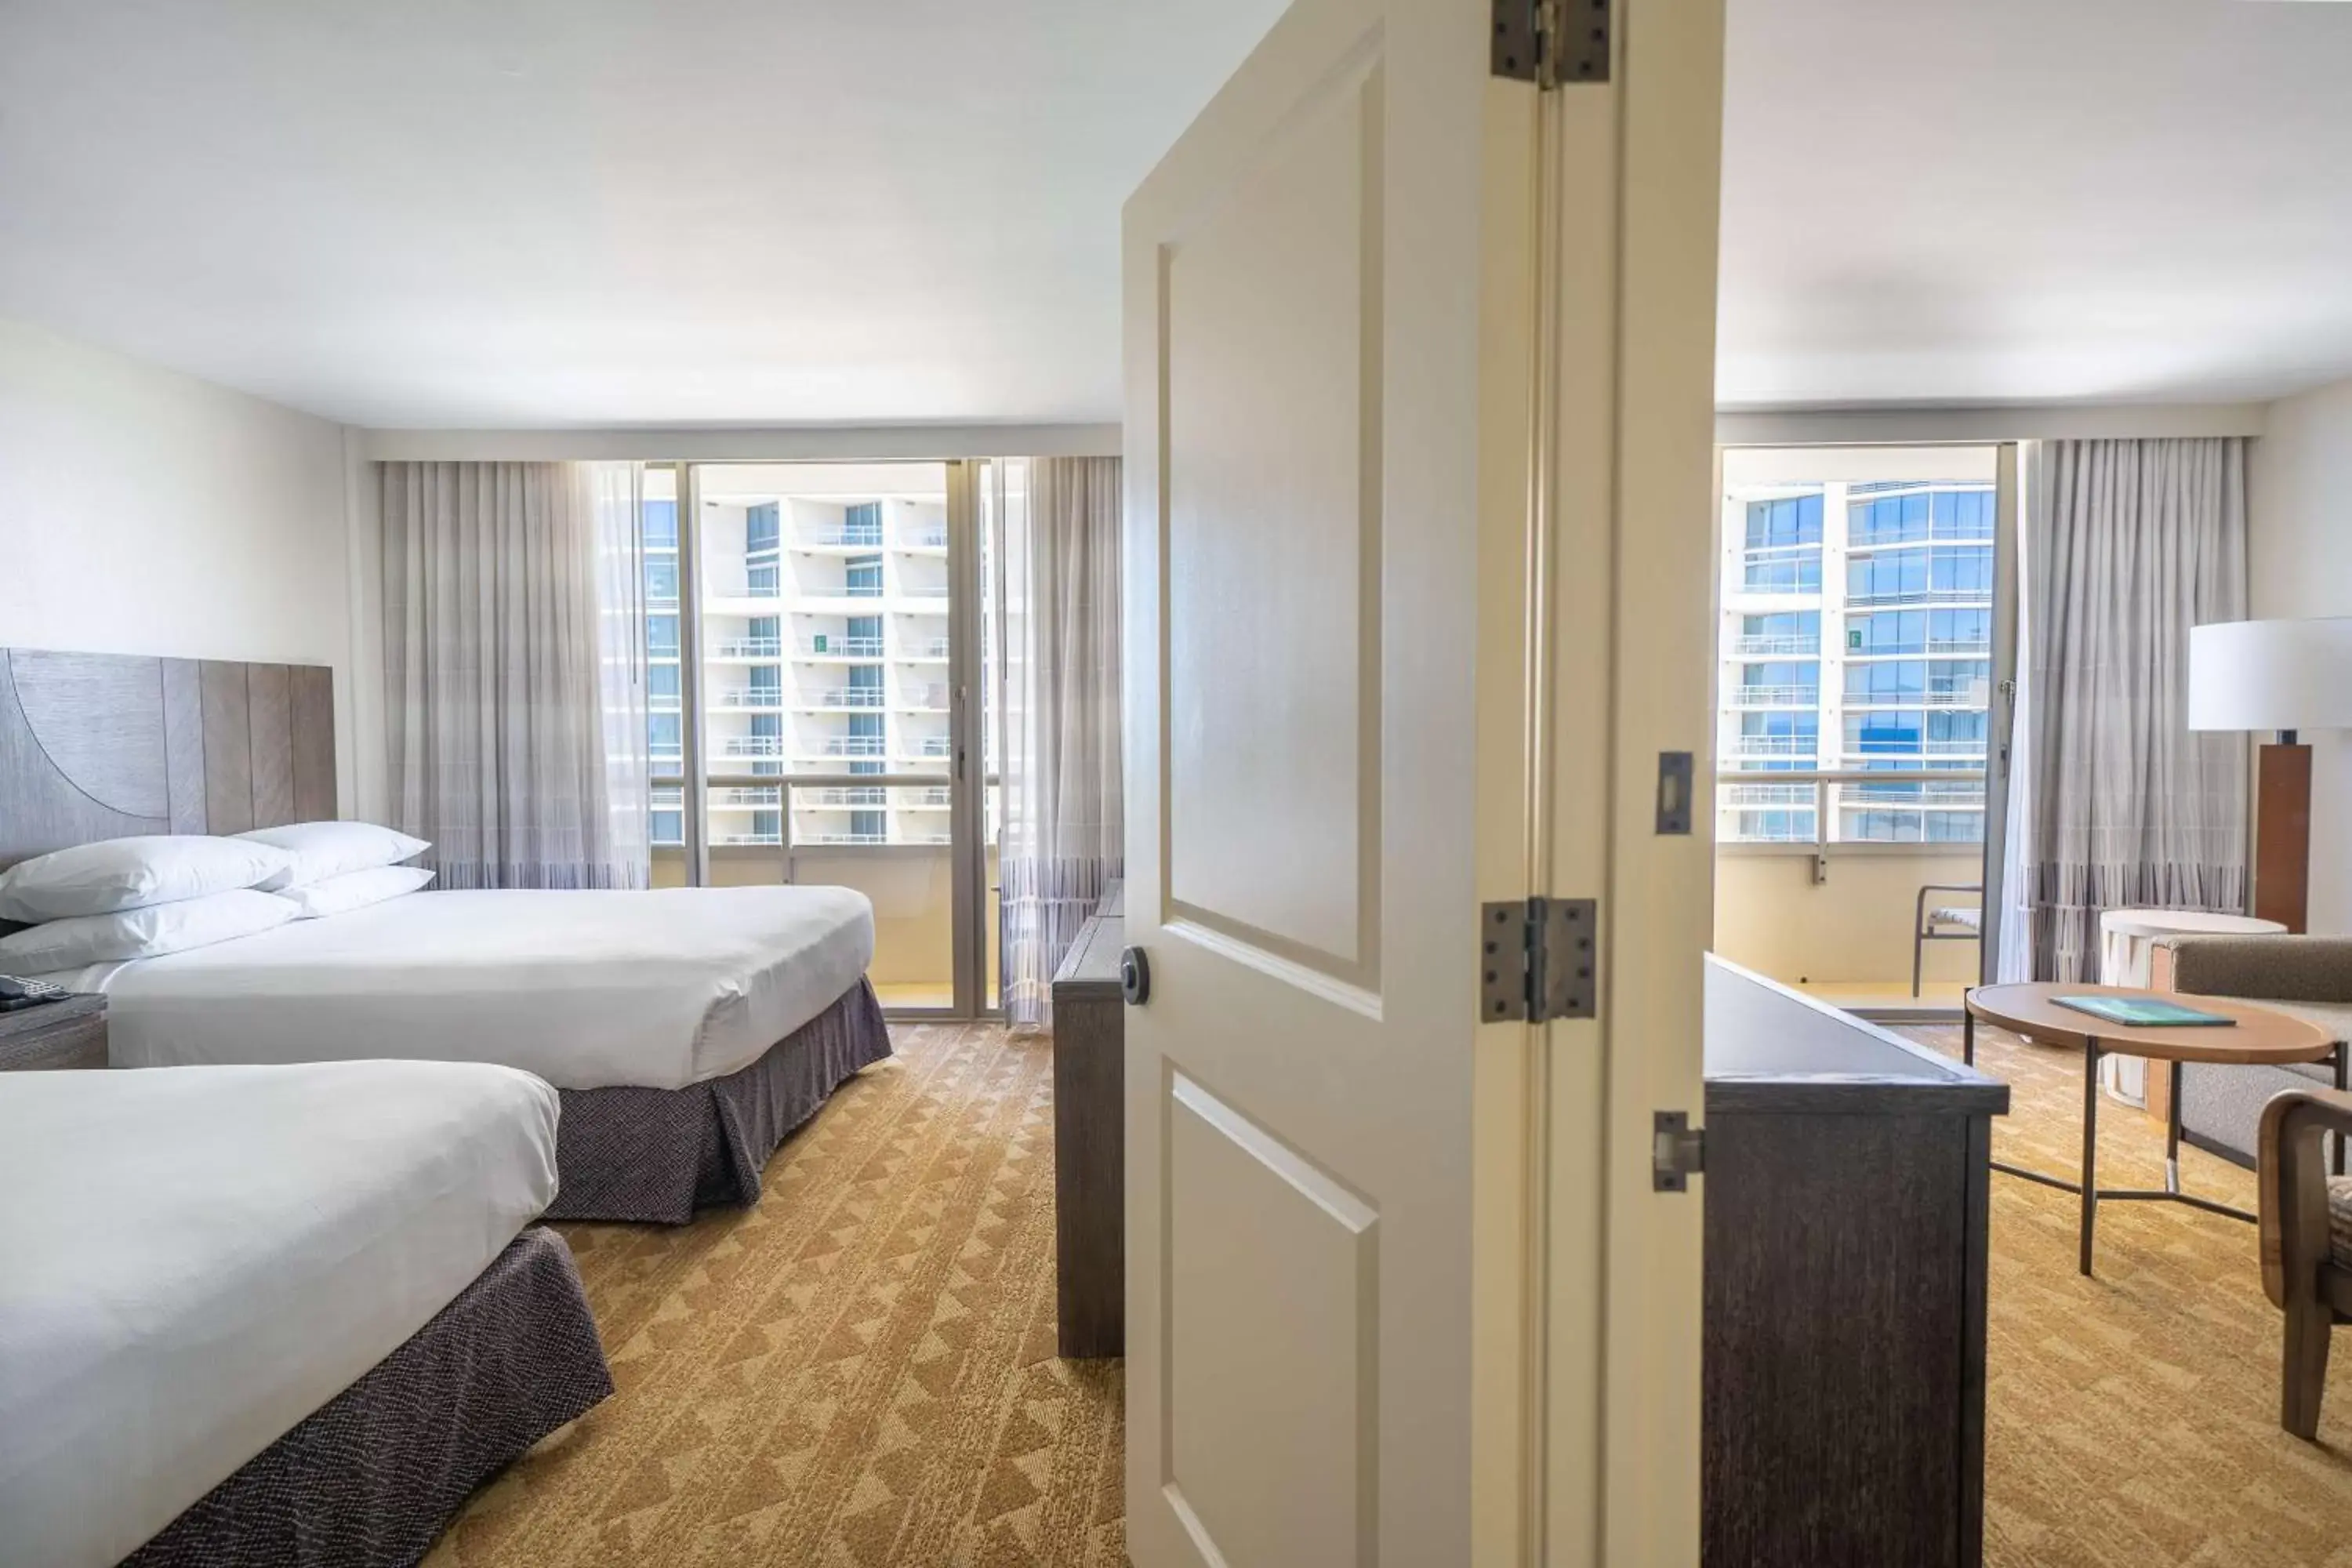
[543,978,893,1225]
[125,1226,612,1568]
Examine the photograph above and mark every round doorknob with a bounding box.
[1120,946,1151,1007]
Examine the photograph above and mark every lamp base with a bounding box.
[2254,740,2311,934]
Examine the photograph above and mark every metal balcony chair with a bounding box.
[1913,884,1984,997]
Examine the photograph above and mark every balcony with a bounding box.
[799,786,888,808]
[1728,684,1820,709]
[798,830,887,846]
[797,635,884,659]
[815,735,890,758]
[898,529,949,550]
[1844,586,1992,608]
[898,637,951,660]
[802,527,884,549]
[899,830,953,845]
[904,736,953,759]
[1728,735,1817,759]
[896,583,951,601]
[712,831,784,847]
[719,735,786,760]
[648,693,682,713]
[712,786,781,808]
[895,684,949,711]
[795,687,885,710]
[895,787,953,808]
[713,687,785,710]
[711,637,782,658]
[1733,635,1820,658]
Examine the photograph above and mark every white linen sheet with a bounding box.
[0,1061,559,1568]
[62,885,876,1091]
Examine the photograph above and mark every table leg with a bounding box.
[2337,1044,2348,1178]
[2080,1038,2102,1277]
[1963,1006,1976,1068]
[2165,1057,2183,1196]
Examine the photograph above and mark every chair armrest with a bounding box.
[2157,935,2352,1004]
[2258,1087,2352,1310]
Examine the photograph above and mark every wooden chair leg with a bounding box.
[2281,1294,2334,1441]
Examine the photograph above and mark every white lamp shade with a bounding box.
[2187,617,2352,732]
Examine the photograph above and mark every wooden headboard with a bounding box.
[0,648,336,869]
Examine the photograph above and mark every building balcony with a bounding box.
[1733,635,1820,658]
[713,687,785,710]
[897,529,949,550]
[798,830,887,846]
[797,635,884,659]
[799,528,884,550]
[711,786,782,808]
[1728,735,1818,759]
[895,583,951,601]
[710,637,782,659]
[814,736,891,758]
[1843,688,1987,710]
[903,737,953,760]
[895,684,949,711]
[711,831,784,847]
[898,830,953,845]
[799,786,888,808]
[1729,684,1820,709]
[1844,586,1993,608]
[718,736,786,760]
[797,687,887,710]
[894,787,953,808]
[649,693,682,713]
[897,637,951,660]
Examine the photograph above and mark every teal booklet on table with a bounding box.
[2052,996,2236,1028]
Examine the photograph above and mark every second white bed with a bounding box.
[57,884,877,1091]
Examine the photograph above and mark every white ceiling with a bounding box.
[1719,0,2352,409]
[2,0,2350,426]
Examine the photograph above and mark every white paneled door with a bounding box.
[1121,0,1726,1564]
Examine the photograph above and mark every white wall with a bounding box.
[0,318,355,810]
[2249,377,2352,935]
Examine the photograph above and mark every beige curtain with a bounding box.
[994,456,1123,1027]
[2009,437,2249,982]
[382,460,649,889]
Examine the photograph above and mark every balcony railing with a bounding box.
[719,736,786,758]
[897,684,949,710]
[714,687,784,710]
[1844,586,1992,608]
[1732,635,1820,658]
[797,687,886,709]
[648,693,682,713]
[799,786,887,808]
[711,637,782,658]
[712,786,781,807]
[905,736,953,758]
[799,831,887,846]
[816,736,890,757]
[895,786,953,808]
[799,635,884,658]
[900,529,949,549]
[899,637,951,659]
[712,832,783,847]
[897,583,951,600]
[1728,735,1817,757]
[1729,684,1820,708]
[804,527,884,548]
[1716,768,1987,852]
[900,831,953,845]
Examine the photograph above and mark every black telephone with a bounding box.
[0,975,70,1014]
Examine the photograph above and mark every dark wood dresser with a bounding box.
[1051,880,1124,1359]
[0,994,108,1072]
[1703,957,2006,1568]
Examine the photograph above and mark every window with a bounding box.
[649,663,681,711]
[746,503,779,554]
[645,557,680,606]
[845,555,883,598]
[641,499,679,551]
[1718,465,1998,846]
[647,613,681,657]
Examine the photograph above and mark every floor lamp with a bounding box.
[2188,617,2352,933]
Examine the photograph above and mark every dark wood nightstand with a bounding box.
[0,995,107,1071]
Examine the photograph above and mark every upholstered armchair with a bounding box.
[2149,936,2352,1165]
[2259,1087,2352,1439]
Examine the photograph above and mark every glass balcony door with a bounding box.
[642,459,989,1016]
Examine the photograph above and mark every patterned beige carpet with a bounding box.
[421,1018,2352,1568]
[423,1022,1125,1568]
[1904,1023,2352,1568]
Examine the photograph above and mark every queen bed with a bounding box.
[0,1059,612,1567]
[42,884,893,1225]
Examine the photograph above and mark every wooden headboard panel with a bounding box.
[0,648,336,869]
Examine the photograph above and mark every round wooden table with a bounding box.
[1963,982,2345,1276]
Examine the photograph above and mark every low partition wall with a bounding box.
[1701,954,2009,1568]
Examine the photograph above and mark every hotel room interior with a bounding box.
[1,1,2348,1565]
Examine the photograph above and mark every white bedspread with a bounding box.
[64,885,876,1091]
[0,1061,559,1568]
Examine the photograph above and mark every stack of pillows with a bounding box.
[0,823,431,977]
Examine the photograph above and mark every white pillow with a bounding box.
[0,836,295,922]
[275,865,435,920]
[0,888,296,972]
[236,822,429,889]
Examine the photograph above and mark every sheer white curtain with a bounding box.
[993,456,1123,1028]
[2007,437,2249,982]
[383,460,652,890]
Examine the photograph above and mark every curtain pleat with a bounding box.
[382,461,649,890]
[998,457,1124,1028]
[2016,437,2249,982]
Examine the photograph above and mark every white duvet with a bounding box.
[57,885,877,1091]
[0,1061,559,1568]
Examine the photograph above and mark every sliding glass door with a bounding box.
[641,459,997,1016]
